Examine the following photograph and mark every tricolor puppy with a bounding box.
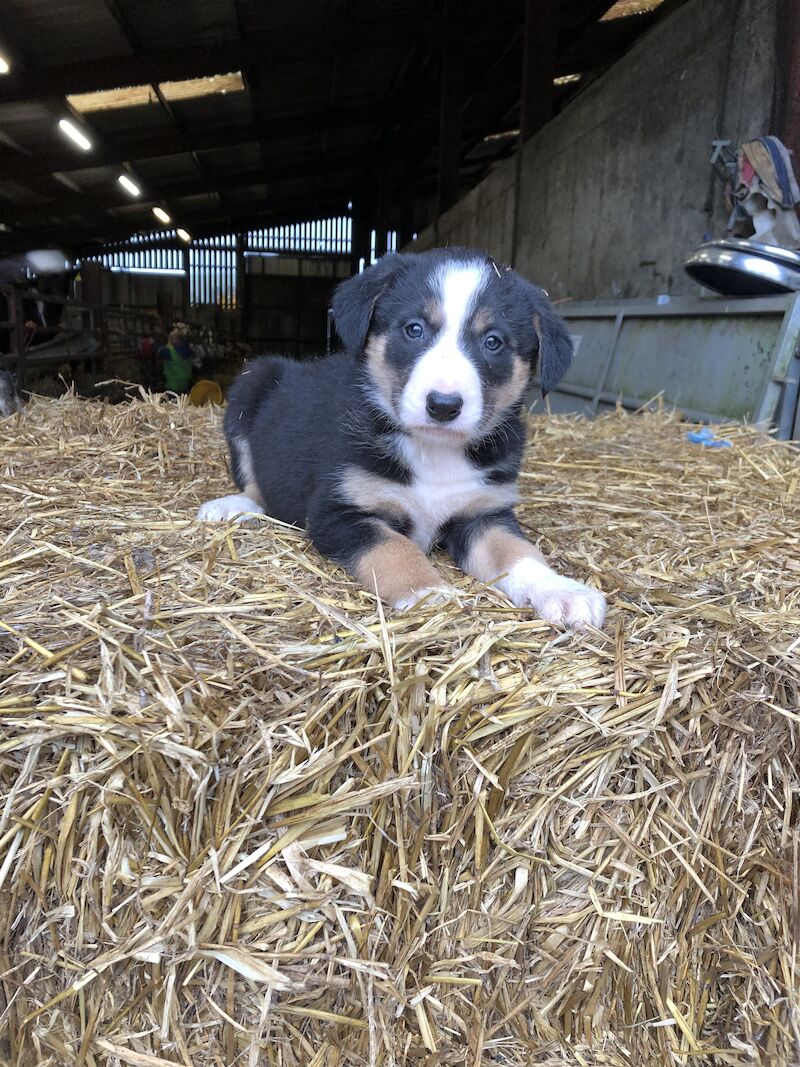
[199,248,605,628]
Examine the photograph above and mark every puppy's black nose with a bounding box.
[426,391,463,423]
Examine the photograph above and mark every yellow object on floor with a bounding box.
[188,378,223,406]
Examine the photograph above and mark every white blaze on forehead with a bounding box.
[398,260,489,435]
[436,261,489,335]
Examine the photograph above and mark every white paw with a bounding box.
[197,494,265,522]
[498,558,606,629]
[393,585,460,611]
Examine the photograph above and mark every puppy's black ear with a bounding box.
[505,272,573,396]
[331,253,406,354]
[533,303,574,397]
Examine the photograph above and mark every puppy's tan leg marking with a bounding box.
[466,525,546,582]
[465,524,606,629]
[241,481,265,508]
[354,532,451,609]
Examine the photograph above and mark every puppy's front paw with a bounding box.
[197,494,265,522]
[393,585,460,611]
[531,577,606,629]
[500,559,606,629]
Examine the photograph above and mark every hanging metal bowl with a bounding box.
[684,238,800,296]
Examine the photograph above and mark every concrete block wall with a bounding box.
[411,0,778,301]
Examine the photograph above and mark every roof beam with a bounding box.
[1,155,364,227]
[0,18,418,106]
[0,104,381,180]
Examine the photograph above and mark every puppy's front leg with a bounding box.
[443,510,606,629]
[356,532,457,609]
[309,504,451,609]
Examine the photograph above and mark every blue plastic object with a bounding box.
[686,426,733,448]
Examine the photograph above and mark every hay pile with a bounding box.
[1,394,798,1067]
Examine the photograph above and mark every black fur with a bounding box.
[224,353,409,566]
[0,369,21,418]
[330,252,409,354]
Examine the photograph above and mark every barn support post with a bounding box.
[437,1,464,216]
[398,168,416,249]
[394,57,424,250]
[235,233,246,329]
[520,0,557,142]
[349,187,373,274]
[775,0,800,162]
[511,0,558,266]
[9,288,27,394]
[375,178,391,258]
[181,245,191,317]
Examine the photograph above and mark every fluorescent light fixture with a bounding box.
[0,55,10,75]
[152,206,172,224]
[118,174,141,197]
[58,118,92,151]
[177,228,191,243]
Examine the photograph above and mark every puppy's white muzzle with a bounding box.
[398,343,482,436]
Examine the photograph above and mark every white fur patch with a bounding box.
[398,262,488,436]
[232,437,256,486]
[393,585,460,610]
[391,436,517,551]
[496,557,606,629]
[197,494,265,522]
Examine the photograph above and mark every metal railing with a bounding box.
[0,283,225,393]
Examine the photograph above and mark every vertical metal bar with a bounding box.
[10,288,27,394]
[590,312,625,413]
[185,245,190,313]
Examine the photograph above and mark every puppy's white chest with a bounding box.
[339,440,518,553]
[402,443,486,550]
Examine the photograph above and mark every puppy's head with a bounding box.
[332,248,573,441]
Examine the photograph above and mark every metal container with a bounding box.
[684,238,800,297]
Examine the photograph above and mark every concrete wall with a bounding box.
[412,0,778,300]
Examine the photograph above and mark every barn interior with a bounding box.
[1,2,800,1065]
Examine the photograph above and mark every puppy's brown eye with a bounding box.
[404,322,424,340]
[484,334,503,352]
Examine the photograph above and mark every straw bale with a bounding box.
[0,392,798,1066]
